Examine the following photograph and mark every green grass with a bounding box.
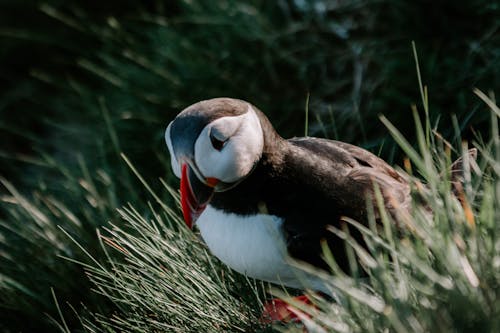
[43,90,500,332]
[1,98,499,332]
[1,1,498,187]
[0,1,499,332]
[62,205,266,332]
[2,85,498,332]
[279,94,500,333]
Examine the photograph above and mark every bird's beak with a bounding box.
[180,163,218,228]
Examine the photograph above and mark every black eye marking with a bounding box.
[210,132,226,151]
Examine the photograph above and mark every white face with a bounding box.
[165,105,264,186]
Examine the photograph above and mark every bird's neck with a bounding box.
[209,108,287,216]
[253,108,286,165]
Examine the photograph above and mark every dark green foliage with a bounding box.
[1,0,498,183]
[0,0,498,332]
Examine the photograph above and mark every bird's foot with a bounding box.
[260,295,312,323]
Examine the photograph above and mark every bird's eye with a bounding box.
[210,132,226,151]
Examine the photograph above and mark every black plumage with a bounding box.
[205,103,411,272]
[167,97,479,285]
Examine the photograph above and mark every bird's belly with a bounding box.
[196,205,296,284]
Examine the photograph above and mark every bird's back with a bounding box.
[209,136,410,272]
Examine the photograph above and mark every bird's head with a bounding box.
[165,98,265,228]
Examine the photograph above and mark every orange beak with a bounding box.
[179,163,218,228]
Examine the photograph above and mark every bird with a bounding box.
[164,97,473,320]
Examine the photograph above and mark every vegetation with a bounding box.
[0,1,498,332]
[278,88,500,333]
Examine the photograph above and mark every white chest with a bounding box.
[196,206,333,294]
[196,205,297,284]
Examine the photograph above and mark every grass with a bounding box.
[2,1,498,188]
[44,88,499,333]
[277,94,500,333]
[3,84,498,332]
[0,1,499,332]
[62,205,266,332]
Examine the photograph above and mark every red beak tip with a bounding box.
[179,163,213,229]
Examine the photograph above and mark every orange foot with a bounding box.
[260,295,313,323]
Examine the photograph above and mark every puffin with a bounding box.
[164,97,415,296]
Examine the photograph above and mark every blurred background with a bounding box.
[0,0,498,331]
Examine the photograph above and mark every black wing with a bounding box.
[281,137,410,272]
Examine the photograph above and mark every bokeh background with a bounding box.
[0,0,498,332]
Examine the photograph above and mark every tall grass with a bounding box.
[277,96,500,332]
[66,205,269,332]
[2,0,498,188]
[2,86,499,332]
[0,1,499,332]
[48,89,498,333]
